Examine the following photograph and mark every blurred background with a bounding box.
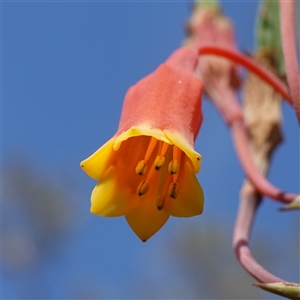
[2,1,299,299]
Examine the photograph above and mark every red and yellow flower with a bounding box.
[80,47,204,241]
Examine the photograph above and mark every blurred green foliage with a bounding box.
[256,0,285,74]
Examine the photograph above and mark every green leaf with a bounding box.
[255,282,300,299]
[256,0,285,74]
[280,196,300,211]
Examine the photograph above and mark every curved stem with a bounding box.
[206,75,297,204]
[202,73,243,125]
[198,46,292,105]
[231,119,297,204]
[279,0,300,125]
[233,183,285,283]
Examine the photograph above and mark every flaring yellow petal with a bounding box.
[125,191,170,242]
[164,159,204,217]
[80,138,116,180]
[91,165,139,217]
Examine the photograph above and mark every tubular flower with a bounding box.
[80,47,204,241]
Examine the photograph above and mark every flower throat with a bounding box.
[135,137,182,210]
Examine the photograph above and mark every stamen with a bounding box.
[168,159,179,174]
[173,145,181,159]
[156,169,168,196]
[142,141,169,189]
[137,181,149,196]
[144,137,158,162]
[156,195,166,210]
[168,182,179,199]
[172,145,182,182]
[155,152,171,196]
[135,137,158,176]
[135,160,147,176]
[153,141,169,170]
[160,142,170,157]
[154,156,165,170]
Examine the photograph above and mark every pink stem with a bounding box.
[231,119,297,204]
[207,76,297,204]
[233,186,285,283]
[199,46,293,105]
[279,0,300,125]
[203,75,243,125]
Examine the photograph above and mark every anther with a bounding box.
[135,160,147,176]
[168,159,179,174]
[154,156,165,170]
[168,182,179,199]
[137,181,149,196]
[156,195,166,210]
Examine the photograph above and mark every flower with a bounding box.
[80,47,204,241]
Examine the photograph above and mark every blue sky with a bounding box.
[2,1,299,299]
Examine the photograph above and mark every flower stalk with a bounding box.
[198,46,292,104]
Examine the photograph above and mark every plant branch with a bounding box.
[233,51,299,296]
[205,76,297,204]
[231,119,297,204]
[233,183,285,283]
[198,46,293,104]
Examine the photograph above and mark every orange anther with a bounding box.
[135,160,147,176]
[137,181,149,196]
[156,195,166,210]
[168,182,179,199]
[154,156,165,170]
